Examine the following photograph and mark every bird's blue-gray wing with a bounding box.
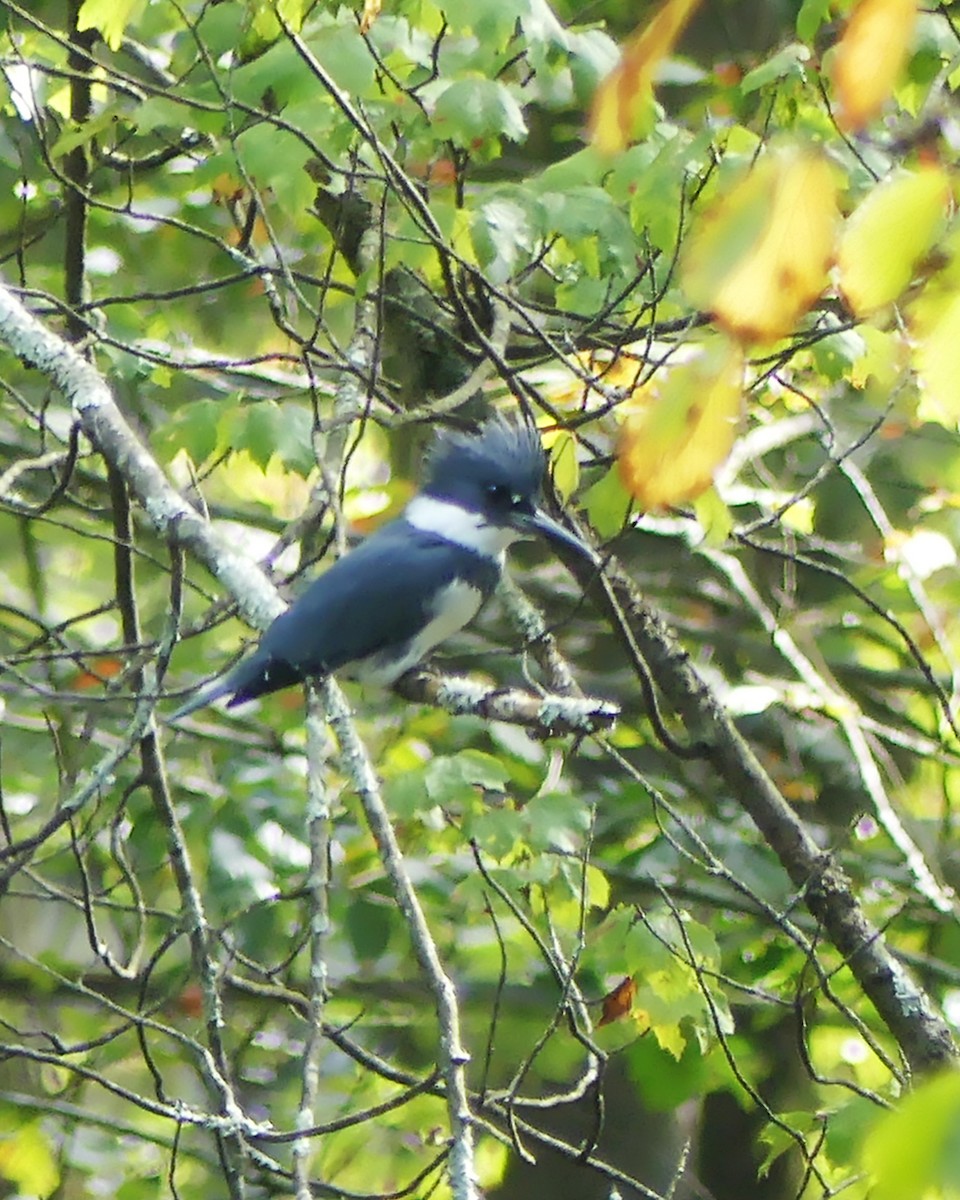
[226,522,495,705]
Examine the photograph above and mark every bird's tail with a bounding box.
[166,675,235,723]
[166,648,289,722]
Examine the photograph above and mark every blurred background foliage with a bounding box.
[3,0,960,1197]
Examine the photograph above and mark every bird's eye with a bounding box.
[487,484,525,508]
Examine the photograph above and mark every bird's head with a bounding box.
[413,417,598,563]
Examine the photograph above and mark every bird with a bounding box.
[169,416,596,720]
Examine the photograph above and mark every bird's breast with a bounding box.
[422,577,486,646]
[355,577,485,685]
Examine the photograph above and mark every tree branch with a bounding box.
[573,544,958,1075]
[392,669,618,736]
[321,677,479,1200]
[0,282,285,631]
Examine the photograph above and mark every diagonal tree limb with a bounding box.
[321,676,479,1200]
[563,540,958,1076]
[0,282,287,631]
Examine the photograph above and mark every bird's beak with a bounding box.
[513,507,600,565]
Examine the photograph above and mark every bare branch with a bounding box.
[321,676,479,1200]
[392,668,618,736]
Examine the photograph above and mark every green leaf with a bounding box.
[149,365,173,390]
[625,1033,708,1111]
[823,1095,888,1169]
[345,896,395,961]
[583,464,632,539]
[547,429,580,501]
[567,27,621,99]
[270,404,316,476]
[537,186,638,278]
[537,147,606,193]
[466,805,523,859]
[521,791,592,853]
[472,196,538,284]
[50,108,126,158]
[117,1176,161,1200]
[133,97,183,137]
[739,44,810,94]
[234,121,316,215]
[693,486,733,546]
[440,0,527,47]
[154,398,223,466]
[230,38,332,109]
[188,4,248,63]
[383,767,432,819]
[433,78,528,145]
[796,0,832,43]
[809,321,867,383]
[425,750,511,807]
[758,1111,821,1178]
[458,749,513,789]
[77,0,142,50]
[863,1071,960,1200]
[306,24,380,98]
[221,401,315,476]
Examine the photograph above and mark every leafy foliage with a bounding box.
[3,0,960,1198]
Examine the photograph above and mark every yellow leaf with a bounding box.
[589,0,702,154]
[832,0,919,132]
[359,0,382,34]
[278,0,309,26]
[543,428,580,501]
[540,349,646,411]
[911,290,960,424]
[651,1019,687,1059]
[681,147,839,345]
[585,862,611,910]
[618,341,743,511]
[0,1123,59,1198]
[837,167,951,315]
[848,325,906,390]
[780,497,815,535]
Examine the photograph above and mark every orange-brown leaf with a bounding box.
[618,340,743,511]
[70,656,125,691]
[589,0,701,154]
[681,148,839,344]
[832,0,919,132]
[598,976,637,1026]
[176,984,204,1019]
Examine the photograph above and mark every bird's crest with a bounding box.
[426,415,545,497]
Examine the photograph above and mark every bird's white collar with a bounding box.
[406,495,517,558]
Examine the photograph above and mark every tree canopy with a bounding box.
[3,1,960,1198]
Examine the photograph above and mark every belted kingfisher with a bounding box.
[170,417,596,720]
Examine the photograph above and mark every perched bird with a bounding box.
[169,417,596,720]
